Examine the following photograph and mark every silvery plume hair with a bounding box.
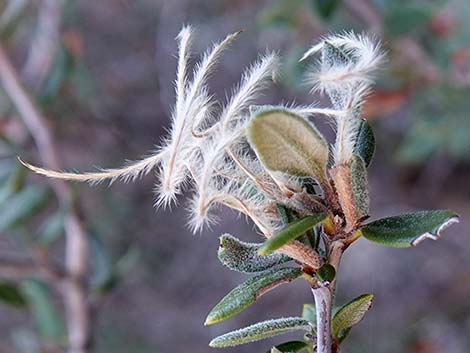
[21,28,383,242]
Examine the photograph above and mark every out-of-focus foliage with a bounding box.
[0,1,136,352]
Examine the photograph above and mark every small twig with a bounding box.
[0,258,64,282]
[0,42,90,353]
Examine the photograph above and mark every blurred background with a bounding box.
[0,0,468,352]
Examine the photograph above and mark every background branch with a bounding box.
[0,42,90,353]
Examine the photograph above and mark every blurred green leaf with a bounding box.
[0,163,26,205]
[217,234,290,273]
[361,210,459,248]
[258,214,326,256]
[21,279,64,342]
[209,317,311,347]
[0,185,48,233]
[353,119,375,167]
[258,0,304,28]
[39,45,74,103]
[247,108,329,181]
[331,294,373,340]
[36,210,65,246]
[0,281,27,308]
[205,267,302,325]
[267,340,310,353]
[89,230,113,290]
[383,2,435,37]
[96,245,140,294]
[311,0,340,19]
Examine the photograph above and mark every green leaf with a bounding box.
[209,317,311,347]
[361,210,459,248]
[302,303,316,323]
[312,0,340,19]
[247,108,329,181]
[205,267,302,325]
[384,2,435,37]
[353,119,375,167]
[89,230,113,290]
[331,294,374,340]
[316,264,336,283]
[21,279,65,342]
[97,246,140,294]
[350,155,369,219]
[217,234,291,273]
[36,210,65,246]
[0,186,48,233]
[0,281,27,308]
[268,340,310,353]
[258,214,326,256]
[0,163,26,205]
[39,45,74,103]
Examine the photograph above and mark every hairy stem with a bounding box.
[312,286,332,353]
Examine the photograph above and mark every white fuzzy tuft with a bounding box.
[22,27,388,237]
[301,32,384,165]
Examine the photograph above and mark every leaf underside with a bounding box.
[361,210,459,248]
[217,234,291,273]
[205,267,303,325]
[331,294,374,340]
[209,317,311,347]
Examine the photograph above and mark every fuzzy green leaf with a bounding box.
[209,317,311,347]
[247,108,329,180]
[268,340,310,353]
[350,155,369,219]
[0,281,26,308]
[332,294,374,340]
[205,267,302,325]
[258,214,326,256]
[217,234,291,273]
[353,119,375,167]
[361,210,459,248]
